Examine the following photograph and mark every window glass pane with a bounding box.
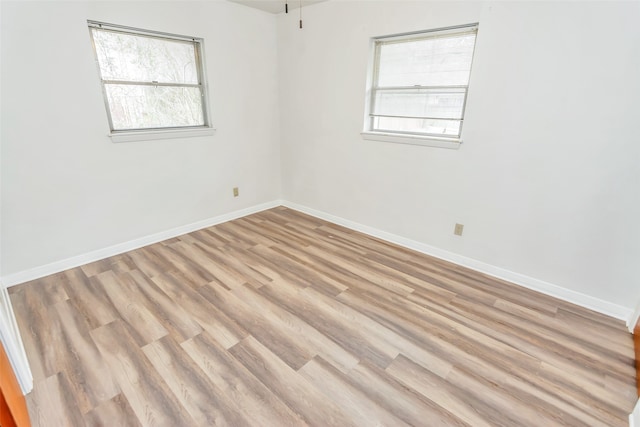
[105,85,204,130]
[372,88,465,120]
[377,32,476,87]
[373,117,461,137]
[92,29,199,84]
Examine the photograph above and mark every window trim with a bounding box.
[362,23,479,148]
[360,131,462,149]
[108,127,216,143]
[88,20,214,140]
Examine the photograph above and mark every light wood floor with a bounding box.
[9,207,637,426]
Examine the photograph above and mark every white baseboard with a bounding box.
[631,399,640,427]
[629,299,640,333]
[0,285,33,394]
[2,198,634,324]
[282,201,633,322]
[2,200,282,288]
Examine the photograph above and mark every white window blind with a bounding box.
[366,24,478,142]
[88,21,210,133]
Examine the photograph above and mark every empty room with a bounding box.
[1,0,639,426]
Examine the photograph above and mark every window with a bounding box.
[363,24,478,147]
[88,21,212,141]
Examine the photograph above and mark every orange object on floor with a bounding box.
[0,340,30,427]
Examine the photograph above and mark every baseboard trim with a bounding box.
[629,299,640,334]
[1,200,283,288]
[0,286,33,394]
[631,399,640,427]
[2,199,633,323]
[282,201,633,322]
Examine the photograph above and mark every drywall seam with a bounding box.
[281,201,632,322]
[1,200,283,287]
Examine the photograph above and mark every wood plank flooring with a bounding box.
[8,207,638,426]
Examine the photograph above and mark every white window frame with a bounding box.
[362,24,478,149]
[88,21,215,142]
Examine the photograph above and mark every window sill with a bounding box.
[361,131,461,149]
[109,127,216,143]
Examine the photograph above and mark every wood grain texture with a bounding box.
[8,207,637,426]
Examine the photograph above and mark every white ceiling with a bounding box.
[228,0,329,14]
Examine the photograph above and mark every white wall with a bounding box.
[0,0,3,274]
[277,1,640,311]
[2,0,639,317]
[0,0,34,395]
[1,1,281,275]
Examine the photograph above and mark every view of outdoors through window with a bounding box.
[369,26,478,139]
[89,23,207,132]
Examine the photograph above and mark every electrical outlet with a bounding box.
[233,187,239,197]
[454,223,464,236]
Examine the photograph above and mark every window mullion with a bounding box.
[102,80,201,89]
[370,114,463,121]
[374,85,469,91]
